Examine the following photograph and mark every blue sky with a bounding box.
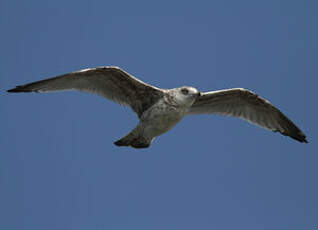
[1,0,317,229]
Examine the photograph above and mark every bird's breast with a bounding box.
[141,101,188,137]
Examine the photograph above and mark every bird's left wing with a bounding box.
[188,88,307,143]
[7,66,163,118]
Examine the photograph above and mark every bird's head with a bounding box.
[167,86,202,107]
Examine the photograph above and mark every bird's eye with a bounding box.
[181,88,189,95]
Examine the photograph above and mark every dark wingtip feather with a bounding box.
[280,130,308,144]
[291,130,308,144]
[7,86,34,93]
[298,134,308,143]
[293,134,308,143]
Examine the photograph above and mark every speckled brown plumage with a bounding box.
[7,67,308,147]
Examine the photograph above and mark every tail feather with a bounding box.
[114,139,130,147]
[114,133,151,149]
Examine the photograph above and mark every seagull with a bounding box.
[7,66,308,148]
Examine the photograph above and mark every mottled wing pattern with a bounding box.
[188,88,307,143]
[7,66,163,118]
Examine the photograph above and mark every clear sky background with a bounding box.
[1,0,317,229]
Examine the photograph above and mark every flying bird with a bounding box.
[7,66,308,148]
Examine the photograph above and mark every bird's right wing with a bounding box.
[7,66,164,118]
[188,88,307,143]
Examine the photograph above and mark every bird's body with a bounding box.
[115,87,199,148]
[7,66,308,148]
[140,97,186,137]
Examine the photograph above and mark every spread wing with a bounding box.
[7,66,164,118]
[188,88,307,143]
